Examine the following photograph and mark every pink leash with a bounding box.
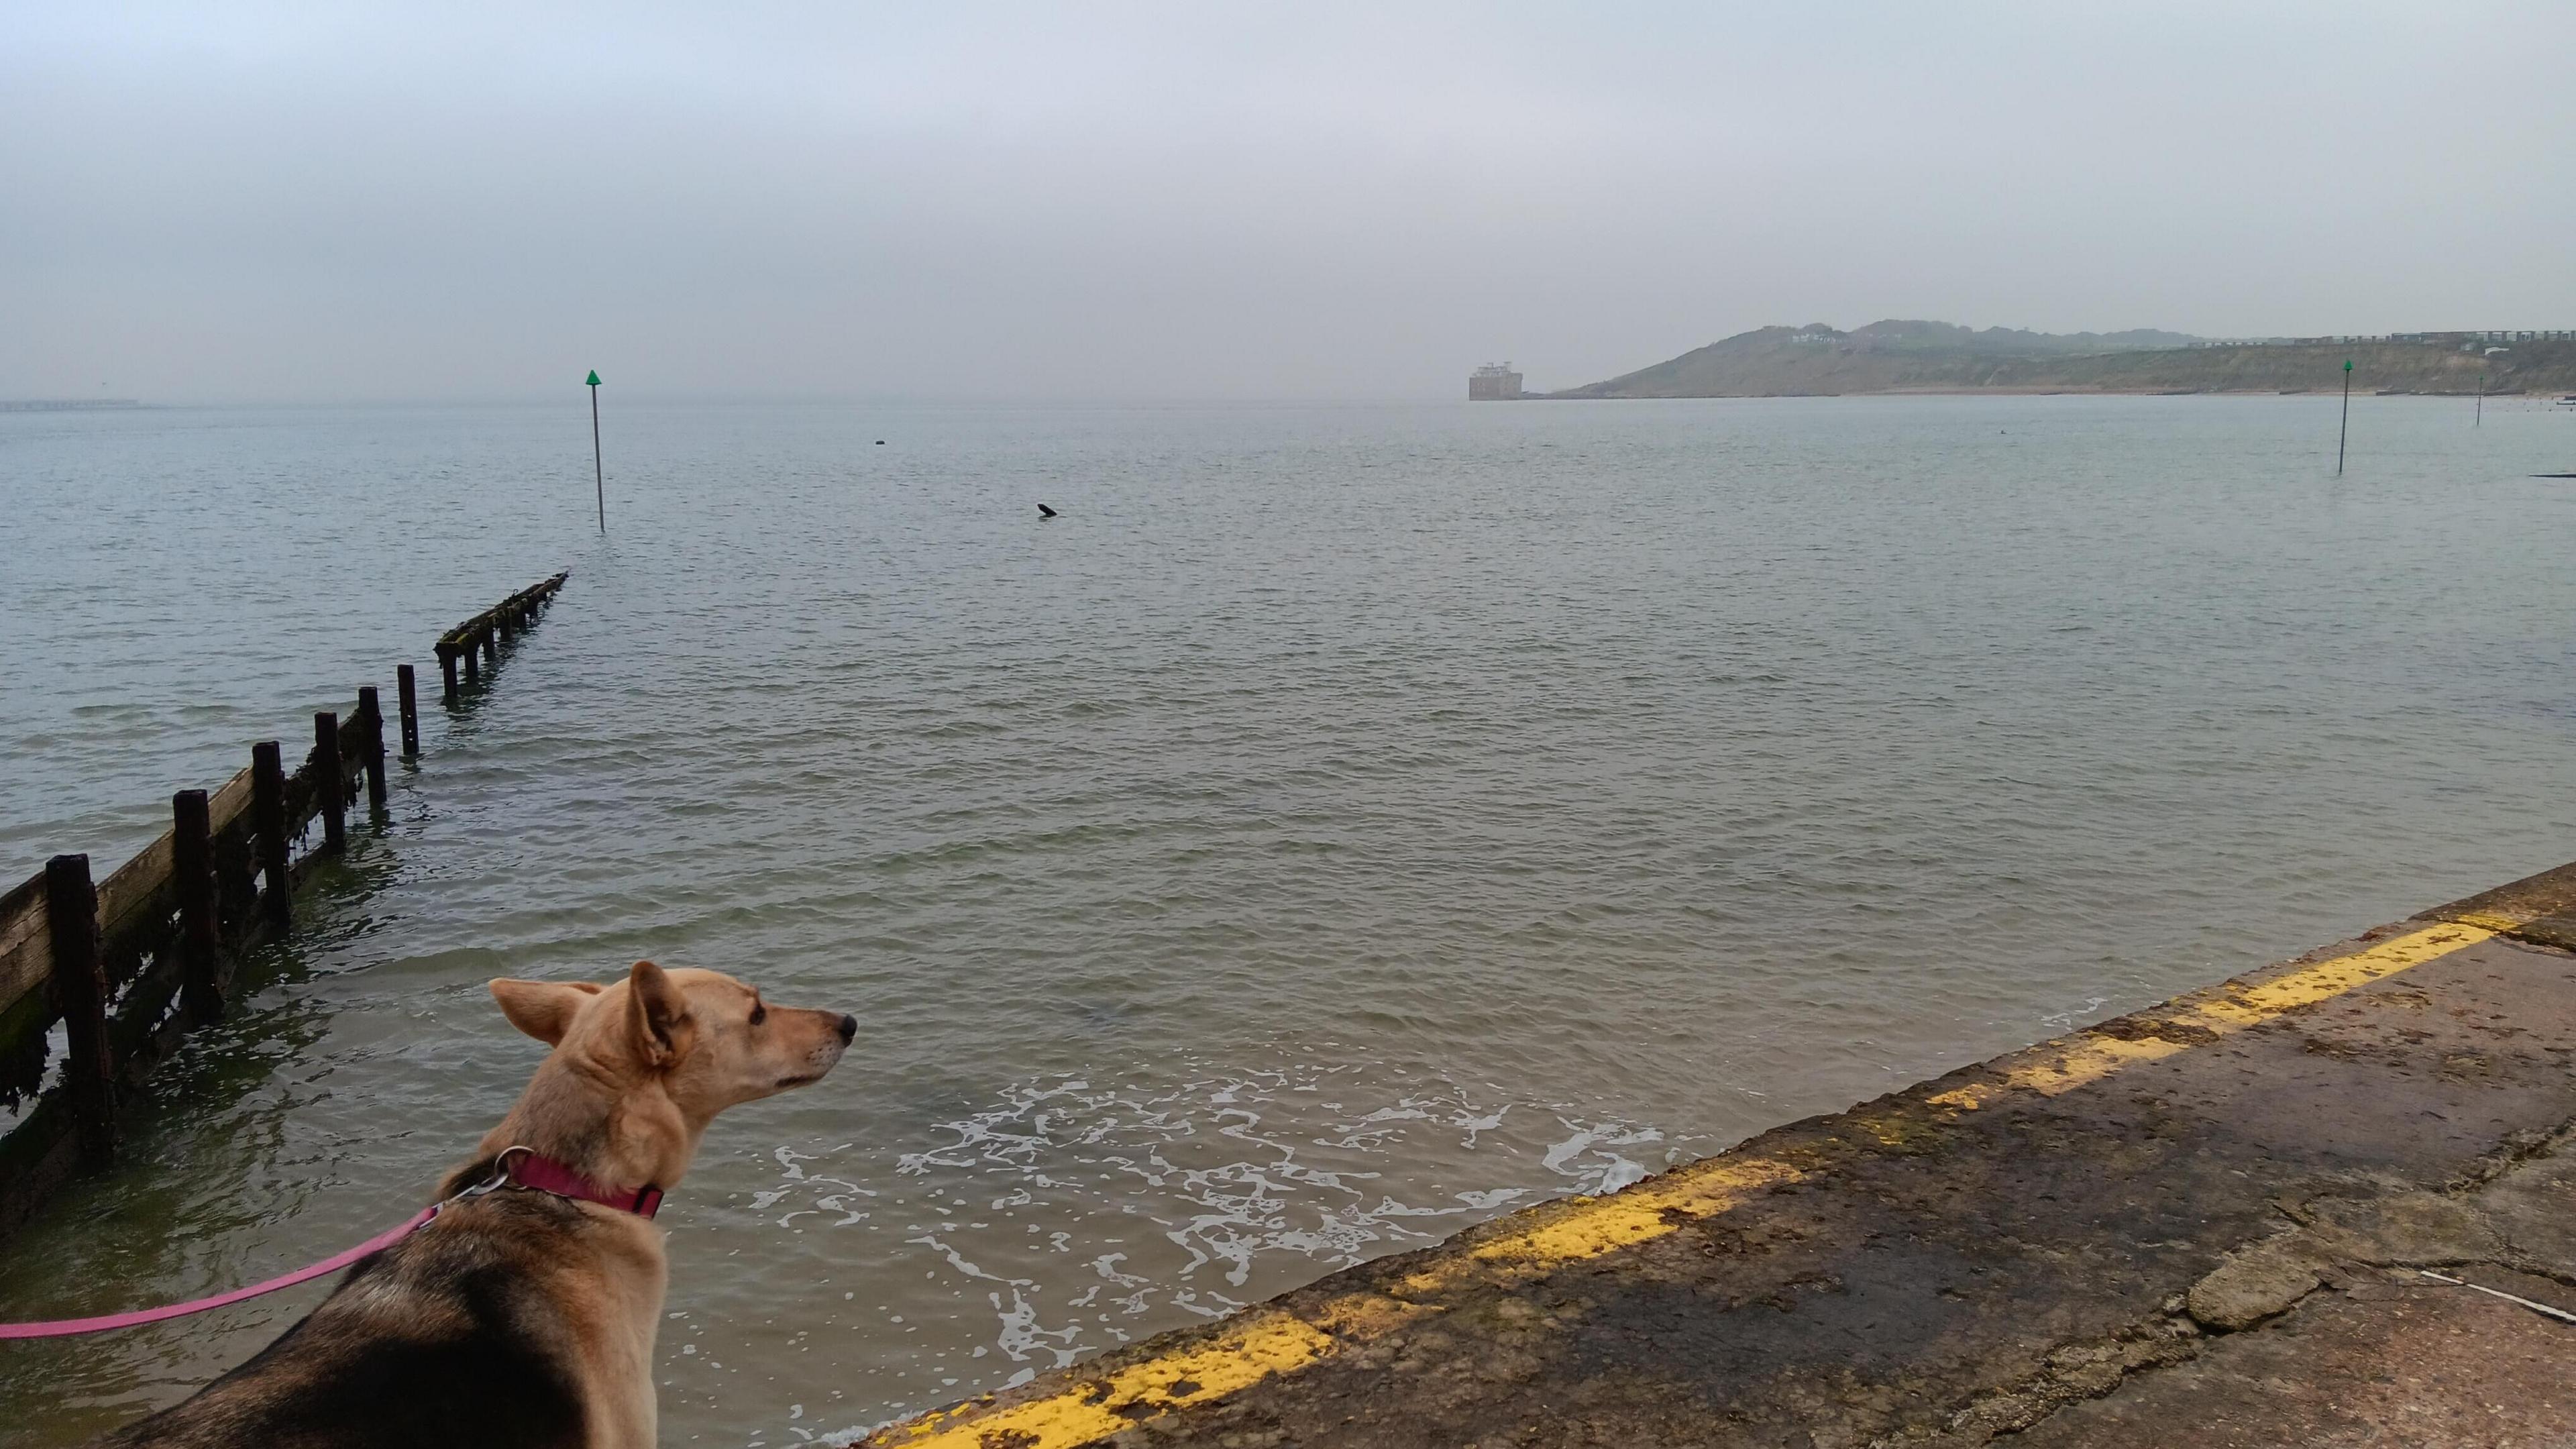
[0,1206,439,1340]
[0,1145,659,1342]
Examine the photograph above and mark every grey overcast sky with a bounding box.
[6,3,2573,402]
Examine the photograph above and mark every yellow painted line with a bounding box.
[2188,922,2493,1022]
[1462,1157,1803,1267]
[893,1311,1334,1449]
[1925,1034,2188,1109]
[1929,922,2494,1110]
[871,920,2500,1448]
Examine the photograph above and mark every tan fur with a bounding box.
[97,961,853,1449]
[476,963,853,1445]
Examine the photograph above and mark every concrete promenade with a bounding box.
[864,865,2576,1448]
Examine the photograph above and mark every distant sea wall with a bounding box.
[0,400,143,412]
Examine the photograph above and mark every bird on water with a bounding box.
[1038,504,1058,519]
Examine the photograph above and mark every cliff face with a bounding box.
[1550,324,2576,398]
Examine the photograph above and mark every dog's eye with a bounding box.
[749,1004,767,1026]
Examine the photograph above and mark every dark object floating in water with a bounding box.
[1038,504,1059,519]
[2536,473,2576,479]
[875,440,885,445]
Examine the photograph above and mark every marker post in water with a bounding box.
[2477,374,2485,428]
[2337,359,2352,476]
[587,370,606,532]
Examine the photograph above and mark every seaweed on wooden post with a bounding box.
[45,853,116,1167]
[313,711,347,853]
[357,687,389,810]
[172,790,225,1024]
[252,741,290,929]
[396,663,422,757]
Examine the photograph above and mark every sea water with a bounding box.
[3,394,2573,1444]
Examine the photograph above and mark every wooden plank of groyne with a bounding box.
[207,762,255,835]
[0,869,48,1017]
[96,830,173,927]
[5,761,264,1001]
[0,764,254,1020]
[95,828,177,996]
[0,983,52,1109]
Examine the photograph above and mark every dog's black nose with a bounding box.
[837,1014,857,1044]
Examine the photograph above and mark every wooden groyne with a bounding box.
[435,571,568,705]
[0,572,570,1239]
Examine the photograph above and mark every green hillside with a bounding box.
[1550,323,2576,398]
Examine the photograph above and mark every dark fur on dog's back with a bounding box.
[97,1188,598,1449]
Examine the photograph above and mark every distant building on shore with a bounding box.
[1468,363,1523,401]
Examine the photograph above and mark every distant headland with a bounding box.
[1497,321,2576,399]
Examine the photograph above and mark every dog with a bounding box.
[96,961,855,1449]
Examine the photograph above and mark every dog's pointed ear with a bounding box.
[627,960,694,1067]
[488,979,602,1044]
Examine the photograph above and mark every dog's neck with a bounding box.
[476,1044,708,1193]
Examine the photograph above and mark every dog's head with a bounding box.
[488,961,855,1128]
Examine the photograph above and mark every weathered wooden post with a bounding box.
[480,624,498,668]
[252,741,290,928]
[172,790,224,1024]
[313,711,347,853]
[45,853,116,1167]
[396,663,422,757]
[462,635,481,685]
[437,643,460,705]
[357,687,389,810]
[213,829,255,937]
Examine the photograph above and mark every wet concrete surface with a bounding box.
[865,869,2576,1448]
[2012,1269,2574,1448]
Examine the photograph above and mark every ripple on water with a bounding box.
[672,1046,1689,1439]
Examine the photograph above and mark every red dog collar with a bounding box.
[498,1146,665,1219]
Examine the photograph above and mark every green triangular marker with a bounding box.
[2344,360,2353,371]
[586,370,602,386]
